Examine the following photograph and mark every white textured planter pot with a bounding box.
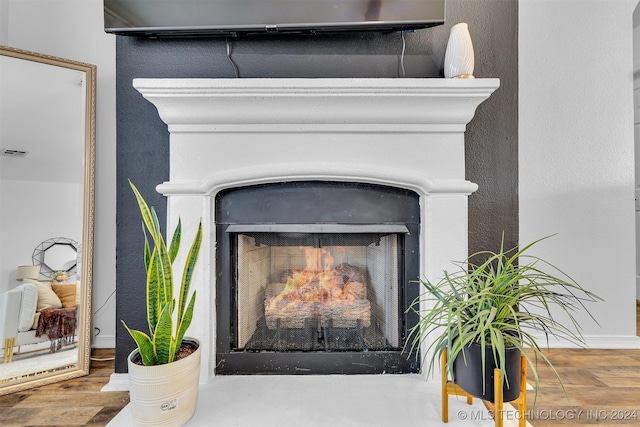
[127,338,201,427]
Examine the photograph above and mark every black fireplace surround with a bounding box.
[215,181,420,374]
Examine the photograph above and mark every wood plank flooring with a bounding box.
[518,301,640,426]
[0,303,638,426]
[0,349,129,426]
[523,348,640,426]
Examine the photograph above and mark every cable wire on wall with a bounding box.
[398,30,407,78]
[226,38,240,78]
[93,289,116,317]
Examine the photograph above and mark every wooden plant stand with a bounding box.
[441,348,527,427]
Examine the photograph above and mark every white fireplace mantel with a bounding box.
[130,77,499,383]
[133,77,499,128]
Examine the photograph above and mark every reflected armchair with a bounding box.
[0,284,50,363]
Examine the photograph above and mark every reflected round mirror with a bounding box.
[0,46,95,395]
[32,237,79,278]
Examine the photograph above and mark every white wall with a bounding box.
[0,180,82,291]
[520,0,640,347]
[2,0,117,347]
[633,9,640,299]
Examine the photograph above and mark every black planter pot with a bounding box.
[452,342,521,402]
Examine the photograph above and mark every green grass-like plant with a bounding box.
[122,181,202,366]
[405,235,602,399]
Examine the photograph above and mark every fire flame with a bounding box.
[267,247,362,310]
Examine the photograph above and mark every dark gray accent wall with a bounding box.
[115,0,518,372]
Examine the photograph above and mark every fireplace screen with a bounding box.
[216,181,420,374]
[235,231,402,353]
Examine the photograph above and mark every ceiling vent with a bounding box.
[1,149,28,158]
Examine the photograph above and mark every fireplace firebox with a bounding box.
[216,181,420,374]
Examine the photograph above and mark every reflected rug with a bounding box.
[0,347,77,381]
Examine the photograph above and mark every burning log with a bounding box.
[265,280,371,330]
[342,281,365,300]
[335,263,363,283]
[264,249,371,330]
[265,298,319,329]
[265,297,371,330]
[321,300,371,328]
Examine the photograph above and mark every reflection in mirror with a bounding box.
[32,237,79,278]
[0,46,95,395]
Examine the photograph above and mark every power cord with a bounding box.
[226,38,240,78]
[93,289,115,317]
[90,356,115,361]
[399,30,407,78]
[90,331,116,361]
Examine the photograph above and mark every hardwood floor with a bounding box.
[523,348,640,426]
[521,301,640,427]
[0,349,129,426]
[0,303,639,426]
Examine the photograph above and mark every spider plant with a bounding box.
[405,235,602,399]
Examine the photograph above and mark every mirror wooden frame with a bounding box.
[0,45,95,395]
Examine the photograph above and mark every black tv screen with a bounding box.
[104,0,445,37]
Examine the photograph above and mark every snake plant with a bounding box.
[122,181,202,366]
[405,235,602,399]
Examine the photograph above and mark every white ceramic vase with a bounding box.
[444,23,475,78]
[127,338,201,427]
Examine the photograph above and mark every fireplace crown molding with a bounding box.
[156,162,479,197]
[133,78,500,130]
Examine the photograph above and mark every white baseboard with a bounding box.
[582,336,640,349]
[92,334,116,349]
[531,334,640,349]
[102,373,129,391]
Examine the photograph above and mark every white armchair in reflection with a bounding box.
[0,284,51,363]
[1,267,78,364]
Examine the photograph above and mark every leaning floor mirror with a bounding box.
[0,46,95,395]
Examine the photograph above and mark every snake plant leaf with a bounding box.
[178,222,202,326]
[153,301,174,365]
[121,321,156,366]
[150,207,174,310]
[169,220,181,264]
[146,249,160,335]
[143,224,151,271]
[173,291,196,361]
[129,181,155,235]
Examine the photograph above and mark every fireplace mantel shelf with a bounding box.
[133,77,499,95]
[133,78,500,129]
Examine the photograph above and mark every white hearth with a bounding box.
[133,77,499,383]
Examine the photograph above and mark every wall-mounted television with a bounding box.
[104,0,445,37]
